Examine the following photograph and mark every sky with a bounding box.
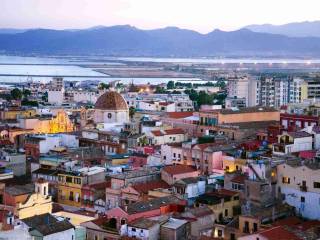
[1,0,320,33]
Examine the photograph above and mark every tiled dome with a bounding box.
[95,91,128,110]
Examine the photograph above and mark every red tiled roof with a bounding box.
[296,220,320,231]
[259,226,302,240]
[231,175,247,184]
[299,150,316,160]
[91,216,109,226]
[151,130,163,137]
[164,128,185,135]
[132,180,170,194]
[167,112,194,119]
[162,165,197,175]
[217,189,239,196]
[193,143,216,151]
[159,102,174,106]
[272,216,302,227]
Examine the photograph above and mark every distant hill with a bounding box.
[0,28,29,34]
[245,21,320,38]
[0,25,320,57]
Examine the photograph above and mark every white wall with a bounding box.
[48,90,64,105]
[280,187,320,220]
[39,136,61,154]
[60,134,79,148]
[44,228,75,240]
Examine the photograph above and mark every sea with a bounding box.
[0,55,319,85]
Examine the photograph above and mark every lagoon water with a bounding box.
[0,55,318,84]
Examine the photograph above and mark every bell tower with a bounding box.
[35,178,49,197]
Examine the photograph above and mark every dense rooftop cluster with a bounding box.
[0,75,320,240]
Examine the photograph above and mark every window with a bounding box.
[218,230,222,237]
[43,186,46,195]
[74,178,82,185]
[301,196,305,203]
[66,176,73,183]
[94,236,98,240]
[253,223,258,232]
[132,228,136,232]
[69,191,74,201]
[225,209,228,217]
[314,182,320,188]
[108,113,112,119]
[282,177,290,184]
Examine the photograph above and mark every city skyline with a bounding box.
[1,0,320,33]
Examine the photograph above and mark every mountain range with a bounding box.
[1,23,320,57]
[245,21,320,38]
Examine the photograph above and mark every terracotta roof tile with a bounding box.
[259,226,302,240]
[296,220,320,231]
[95,91,128,110]
[132,180,170,194]
[164,128,185,135]
[167,112,194,119]
[151,130,163,137]
[162,165,197,175]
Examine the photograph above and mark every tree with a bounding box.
[42,92,48,102]
[129,106,136,119]
[23,89,32,98]
[138,136,148,146]
[155,86,167,94]
[166,81,175,89]
[21,99,39,107]
[11,88,22,100]
[98,83,110,90]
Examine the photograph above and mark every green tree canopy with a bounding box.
[11,88,22,100]
[166,81,175,89]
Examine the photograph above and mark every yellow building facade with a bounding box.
[34,110,75,134]
[58,173,83,207]
[223,157,247,173]
[0,108,37,120]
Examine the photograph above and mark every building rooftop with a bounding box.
[22,213,74,236]
[126,196,184,214]
[112,169,159,180]
[219,106,278,115]
[161,218,188,230]
[166,112,194,119]
[128,218,159,229]
[287,131,312,139]
[258,226,302,240]
[5,183,34,196]
[162,165,197,175]
[95,91,128,111]
[132,180,170,194]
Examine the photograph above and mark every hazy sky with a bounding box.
[1,0,320,33]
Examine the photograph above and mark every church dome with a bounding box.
[95,91,128,111]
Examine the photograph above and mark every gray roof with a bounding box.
[22,213,74,236]
[126,196,183,214]
[5,184,34,196]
